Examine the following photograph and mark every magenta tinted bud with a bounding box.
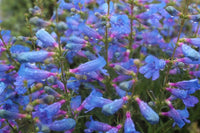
[135,97,159,124]
[185,38,200,47]
[124,111,139,133]
[0,64,14,72]
[0,110,27,120]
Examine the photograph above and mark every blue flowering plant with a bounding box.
[0,0,200,132]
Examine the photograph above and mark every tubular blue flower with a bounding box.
[166,88,188,99]
[124,111,139,133]
[139,55,166,80]
[119,80,135,91]
[13,51,54,63]
[181,44,200,61]
[161,103,190,128]
[65,42,86,51]
[189,14,200,22]
[113,84,127,98]
[144,2,166,15]
[169,79,200,93]
[182,95,199,107]
[0,109,28,120]
[0,64,14,72]
[0,82,6,95]
[30,17,51,27]
[102,96,128,115]
[49,118,76,131]
[36,29,58,48]
[70,95,81,111]
[85,116,112,132]
[58,0,74,10]
[78,23,102,40]
[135,97,159,124]
[18,64,56,81]
[68,35,87,44]
[10,44,30,53]
[165,6,181,16]
[77,89,112,112]
[44,86,61,97]
[184,38,200,47]
[110,14,130,37]
[69,55,107,75]
[106,124,122,133]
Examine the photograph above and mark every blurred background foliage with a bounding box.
[0,0,55,36]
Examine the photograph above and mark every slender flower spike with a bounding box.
[69,55,107,75]
[102,96,128,115]
[49,118,76,131]
[13,50,54,63]
[135,97,159,124]
[36,29,58,48]
[124,112,139,133]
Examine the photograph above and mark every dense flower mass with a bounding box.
[0,0,200,132]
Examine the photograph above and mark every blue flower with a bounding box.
[69,55,107,75]
[181,44,200,61]
[36,29,58,48]
[135,97,159,124]
[102,96,128,115]
[12,50,54,63]
[85,116,112,132]
[139,55,166,80]
[49,118,76,131]
[124,112,139,133]
[161,104,190,128]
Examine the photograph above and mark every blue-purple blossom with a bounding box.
[102,96,128,115]
[161,102,190,128]
[13,51,54,63]
[181,44,200,61]
[49,118,76,131]
[139,55,166,80]
[124,112,139,133]
[85,116,112,132]
[36,29,58,48]
[69,55,107,75]
[135,97,159,124]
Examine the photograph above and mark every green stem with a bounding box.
[55,2,67,94]
[105,0,110,67]
[163,0,190,87]
[129,0,134,58]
